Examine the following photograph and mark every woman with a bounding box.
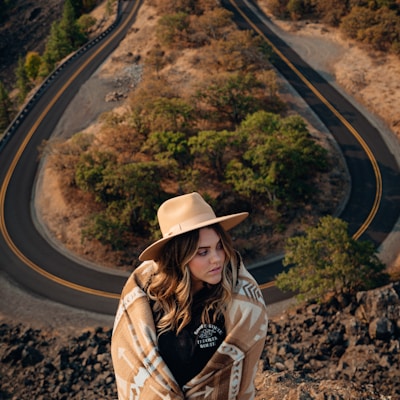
[111,192,268,399]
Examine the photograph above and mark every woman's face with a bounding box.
[188,227,226,294]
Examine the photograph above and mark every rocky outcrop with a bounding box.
[1,282,399,399]
[260,281,400,399]
[0,326,115,399]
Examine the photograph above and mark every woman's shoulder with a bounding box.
[235,261,266,302]
[127,261,157,291]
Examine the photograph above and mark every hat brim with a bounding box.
[138,212,248,261]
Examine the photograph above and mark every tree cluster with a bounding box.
[39,1,331,261]
[16,0,98,100]
[0,0,100,132]
[79,109,327,250]
[267,0,400,55]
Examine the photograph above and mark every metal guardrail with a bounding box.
[0,0,124,154]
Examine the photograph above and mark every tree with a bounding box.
[105,0,114,16]
[103,161,165,225]
[143,130,191,168]
[195,72,262,124]
[81,161,167,248]
[77,14,97,36]
[156,12,189,47]
[340,5,400,52]
[225,111,328,207]
[147,97,195,132]
[15,56,31,103]
[287,0,305,20]
[75,150,117,202]
[82,206,131,250]
[0,81,14,131]
[340,6,376,39]
[43,21,73,71]
[41,132,94,187]
[315,0,348,26]
[268,0,291,19]
[25,52,42,81]
[188,129,239,179]
[211,30,269,72]
[42,0,87,72]
[96,123,145,164]
[59,0,87,48]
[238,109,281,144]
[276,216,389,302]
[193,8,233,40]
[361,7,400,52]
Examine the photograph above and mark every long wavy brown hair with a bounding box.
[145,224,239,336]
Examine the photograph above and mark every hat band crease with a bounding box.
[164,212,216,237]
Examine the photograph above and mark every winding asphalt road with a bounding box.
[1,0,399,316]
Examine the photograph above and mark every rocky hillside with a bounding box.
[260,282,400,399]
[0,0,63,89]
[1,282,399,399]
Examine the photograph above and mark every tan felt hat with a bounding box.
[139,192,248,261]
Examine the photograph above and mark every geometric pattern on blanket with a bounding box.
[111,260,268,399]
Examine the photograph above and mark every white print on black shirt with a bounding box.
[194,324,224,349]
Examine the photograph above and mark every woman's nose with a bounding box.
[210,250,222,263]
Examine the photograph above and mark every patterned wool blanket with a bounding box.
[111,260,268,399]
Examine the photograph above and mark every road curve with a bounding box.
[226,0,400,242]
[1,0,399,315]
[0,0,143,316]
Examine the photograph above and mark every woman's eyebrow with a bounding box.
[198,240,222,249]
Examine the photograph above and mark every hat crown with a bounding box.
[158,192,216,238]
[139,192,248,261]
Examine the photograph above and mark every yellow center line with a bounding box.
[229,0,382,240]
[0,1,142,299]
[259,281,276,290]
